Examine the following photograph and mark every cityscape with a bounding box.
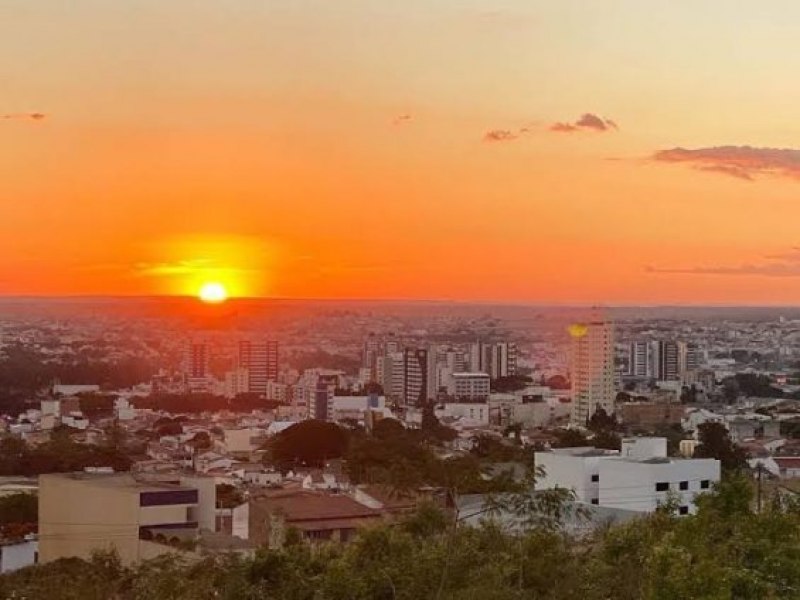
[3,1,800,598]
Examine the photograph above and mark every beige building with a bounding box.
[39,472,214,565]
[569,319,615,426]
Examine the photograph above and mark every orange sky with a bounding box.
[4,1,800,303]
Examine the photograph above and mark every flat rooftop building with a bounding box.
[39,472,215,565]
[536,437,720,515]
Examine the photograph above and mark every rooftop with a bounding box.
[40,472,196,494]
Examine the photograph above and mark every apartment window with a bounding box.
[591,474,599,483]
[590,498,599,505]
[655,482,669,492]
[679,481,689,491]
[678,506,689,515]
[140,489,198,507]
[700,480,710,489]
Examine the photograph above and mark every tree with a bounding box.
[491,375,533,393]
[680,384,698,404]
[215,484,244,509]
[588,407,618,433]
[267,420,349,470]
[693,422,747,472]
[721,377,741,403]
[552,428,589,448]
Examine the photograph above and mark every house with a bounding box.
[248,489,383,548]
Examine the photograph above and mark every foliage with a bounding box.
[216,483,244,509]
[6,476,798,600]
[0,432,132,477]
[0,492,38,538]
[693,422,748,472]
[491,375,533,393]
[551,428,590,448]
[266,420,349,470]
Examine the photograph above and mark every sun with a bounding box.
[198,282,228,304]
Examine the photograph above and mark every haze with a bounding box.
[4,1,800,303]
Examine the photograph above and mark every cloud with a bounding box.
[483,129,519,143]
[647,247,800,277]
[392,114,412,126]
[550,113,617,133]
[2,112,45,121]
[653,145,800,181]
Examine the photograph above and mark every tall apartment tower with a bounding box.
[652,341,680,382]
[678,342,700,379]
[570,319,615,426]
[627,341,652,377]
[184,342,210,392]
[378,351,406,404]
[238,340,279,395]
[403,347,429,406]
[469,342,517,379]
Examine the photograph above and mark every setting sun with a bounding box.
[198,282,228,304]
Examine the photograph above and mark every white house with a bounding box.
[536,437,720,515]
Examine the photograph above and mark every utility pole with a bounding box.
[756,463,763,513]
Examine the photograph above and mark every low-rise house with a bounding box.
[249,489,383,548]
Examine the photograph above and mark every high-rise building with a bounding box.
[184,342,210,392]
[403,347,429,406]
[238,340,279,395]
[570,319,615,426]
[378,352,405,403]
[468,342,517,379]
[652,341,680,382]
[678,342,700,380]
[310,375,336,421]
[627,341,652,377]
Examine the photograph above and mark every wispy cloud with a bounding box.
[2,112,45,121]
[483,129,519,143]
[135,259,217,277]
[550,113,618,133]
[647,247,800,277]
[653,146,800,181]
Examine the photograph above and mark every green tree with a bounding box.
[693,422,748,472]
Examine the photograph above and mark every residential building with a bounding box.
[238,340,279,395]
[451,372,491,402]
[403,347,429,406]
[248,490,383,548]
[535,437,720,515]
[469,342,517,379]
[39,472,215,565]
[570,319,615,426]
[184,342,211,393]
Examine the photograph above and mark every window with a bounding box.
[655,482,669,492]
[678,506,689,515]
[591,498,599,505]
[140,489,198,507]
[679,481,689,491]
[591,474,599,483]
[700,480,710,489]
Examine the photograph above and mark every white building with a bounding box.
[438,403,490,425]
[224,368,250,399]
[536,437,720,515]
[569,319,615,426]
[451,372,491,402]
[0,537,38,574]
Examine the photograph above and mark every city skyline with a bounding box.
[5,1,800,303]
